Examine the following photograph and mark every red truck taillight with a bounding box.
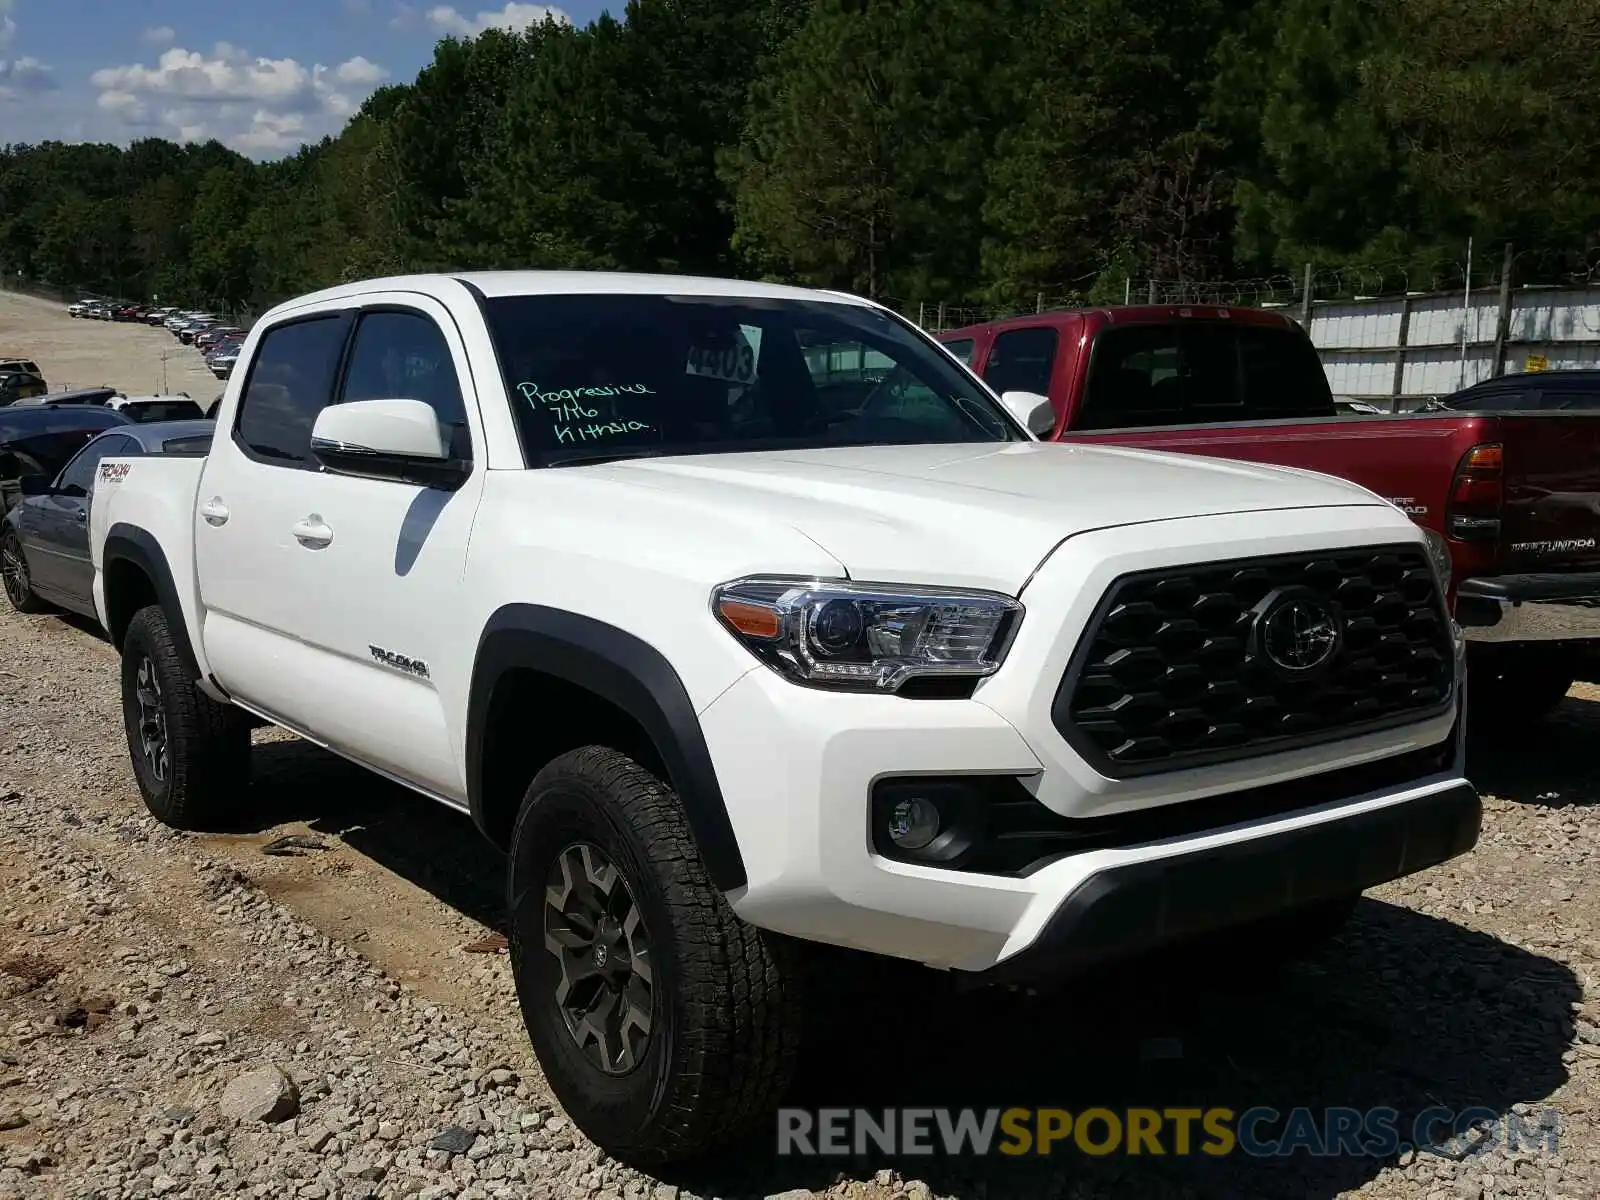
[1446,442,1503,542]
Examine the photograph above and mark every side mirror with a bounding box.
[18,474,51,496]
[309,398,469,490]
[998,390,1057,437]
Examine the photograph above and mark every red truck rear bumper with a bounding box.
[1456,572,1600,643]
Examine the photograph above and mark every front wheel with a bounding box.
[1,528,46,614]
[507,746,806,1166]
[120,605,251,829]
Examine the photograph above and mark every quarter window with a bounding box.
[235,315,349,467]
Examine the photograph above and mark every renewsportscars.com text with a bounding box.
[776,1106,1561,1159]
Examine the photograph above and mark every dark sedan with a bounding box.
[1,419,213,619]
[0,405,132,519]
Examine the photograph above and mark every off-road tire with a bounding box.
[120,604,250,829]
[1,527,46,614]
[507,745,806,1167]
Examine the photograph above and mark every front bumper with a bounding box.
[699,508,1473,979]
[1457,572,1600,643]
[701,660,1472,980]
[970,778,1478,985]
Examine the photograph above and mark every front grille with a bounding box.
[1054,545,1455,776]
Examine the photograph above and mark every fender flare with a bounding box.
[466,604,747,892]
[102,523,200,676]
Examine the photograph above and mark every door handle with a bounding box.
[74,509,86,523]
[291,515,333,550]
[200,497,229,527]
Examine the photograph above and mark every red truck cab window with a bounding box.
[1078,322,1334,431]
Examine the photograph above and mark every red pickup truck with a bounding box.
[937,306,1600,725]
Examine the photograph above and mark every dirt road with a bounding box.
[0,292,221,401]
[2,288,1599,1199]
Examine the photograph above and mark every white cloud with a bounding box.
[142,25,176,45]
[389,3,419,31]
[0,0,14,51]
[344,0,372,13]
[89,43,390,156]
[0,55,56,100]
[424,2,569,37]
[334,55,385,86]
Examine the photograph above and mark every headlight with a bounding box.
[1422,528,1452,594]
[711,576,1023,692]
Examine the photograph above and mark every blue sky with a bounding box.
[0,0,609,156]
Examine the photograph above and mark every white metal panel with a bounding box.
[1502,342,1600,373]
[1403,295,1501,348]
[1400,346,1496,395]
[1509,289,1600,343]
[1307,301,1405,349]
[1321,353,1395,397]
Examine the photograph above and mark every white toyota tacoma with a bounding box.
[88,271,1477,1164]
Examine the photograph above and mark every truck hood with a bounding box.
[586,441,1386,593]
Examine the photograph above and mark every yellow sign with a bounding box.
[1527,354,1549,373]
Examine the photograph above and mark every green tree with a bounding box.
[981,0,1241,301]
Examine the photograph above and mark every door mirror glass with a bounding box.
[998,390,1056,437]
[310,398,469,489]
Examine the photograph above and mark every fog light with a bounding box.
[887,796,941,851]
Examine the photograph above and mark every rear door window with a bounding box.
[1079,324,1334,430]
[982,328,1058,396]
[235,315,349,467]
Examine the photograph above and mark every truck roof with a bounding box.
[269,271,881,317]
[938,304,1304,340]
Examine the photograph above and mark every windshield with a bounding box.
[480,293,1021,465]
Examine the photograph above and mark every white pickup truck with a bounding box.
[89,271,1477,1164]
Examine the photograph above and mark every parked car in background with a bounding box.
[937,305,1600,726]
[9,386,125,408]
[1428,369,1600,412]
[108,395,206,423]
[0,359,43,377]
[2,419,213,619]
[0,405,132,518]
[195,327,242,352]
[147,308,179,326]
[67,300,92,318]
[206,342,243,379]
[0,373,49,405]
[178,321,216,346]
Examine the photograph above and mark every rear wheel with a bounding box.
[507,746,806,1166]
[120,605,251,829]
[0,528,46,614]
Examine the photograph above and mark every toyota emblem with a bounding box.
[1261,597,1342,672]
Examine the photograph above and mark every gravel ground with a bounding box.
[3,289,1600,1199]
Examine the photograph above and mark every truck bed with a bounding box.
[1064,410,1600,578]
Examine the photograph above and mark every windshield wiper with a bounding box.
[544,447,672,468]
